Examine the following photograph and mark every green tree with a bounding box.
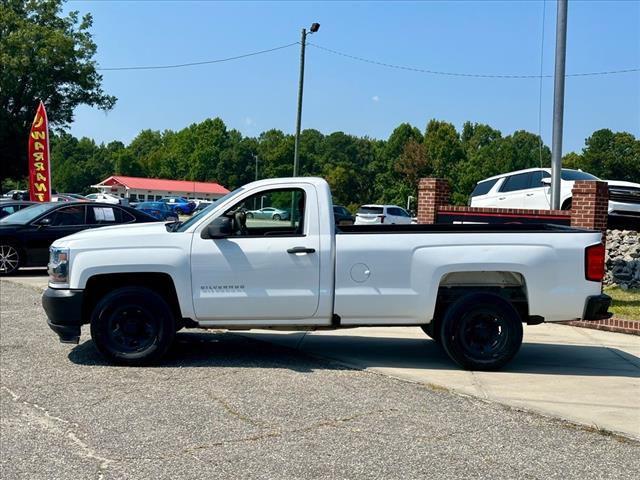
[0,0,116,186]
[423,120,466,203]
[573,129,640,182]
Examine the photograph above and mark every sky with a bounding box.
[65,0,640,154]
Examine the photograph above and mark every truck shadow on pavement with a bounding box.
[67,331,344,373]
[68,330,640,377]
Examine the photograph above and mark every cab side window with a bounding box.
[224,188,306,237]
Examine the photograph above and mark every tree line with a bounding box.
[5,119,630,211]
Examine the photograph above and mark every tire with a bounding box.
[246,212,254,219]
[439,293,523,371]
[561,199,572,211]
[90,287,176,366]
[175,207,184,215]
[0,242,22,276]
[272,214,281,221]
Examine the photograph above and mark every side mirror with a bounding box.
[38,217,51,227]
[541,177,552,186]
[201,216,232,239]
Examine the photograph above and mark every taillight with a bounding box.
[379,215,385,224]
[585,243,605,282]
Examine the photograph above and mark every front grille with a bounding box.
[609,188,640,204]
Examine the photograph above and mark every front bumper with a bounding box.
[42,288,84,344]
[582,294,612,321]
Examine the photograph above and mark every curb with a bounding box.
[559,318,640,336]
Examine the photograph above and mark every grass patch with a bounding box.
[604,286,640,321]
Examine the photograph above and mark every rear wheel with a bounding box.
[439,293,523,371]
[0,243,21,276]
[90,287,175,365]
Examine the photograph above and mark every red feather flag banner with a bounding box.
[28,101,52,202]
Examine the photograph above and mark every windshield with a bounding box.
[561,169,599,181]
[0,203,54,224]
[175,188,242,232]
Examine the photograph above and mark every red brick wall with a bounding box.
[417,177,608,235]
[570,180,609,233]
[417,178,450,224]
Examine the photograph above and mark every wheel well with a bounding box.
[433,271,529,326]
[561,198,572,210]
[83,272,182,323]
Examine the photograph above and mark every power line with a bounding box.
[308,42,640,79]
[96,42,300,71]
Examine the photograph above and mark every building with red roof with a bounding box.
[91,176,229,203]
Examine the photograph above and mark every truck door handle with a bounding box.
[526,193,534,196]
[287,246,315,254]
[498,197,506,201]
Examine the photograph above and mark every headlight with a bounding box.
[48,247,70,286]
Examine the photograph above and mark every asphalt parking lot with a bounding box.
[1,278,640,479]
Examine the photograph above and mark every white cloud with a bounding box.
[244,116,255,126]
[372,95,379,102]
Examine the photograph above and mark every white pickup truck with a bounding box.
[43,177,611,370]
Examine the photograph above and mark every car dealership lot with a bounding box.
[1,277,639,479]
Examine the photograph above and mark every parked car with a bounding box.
[135,202,179,221]
[0,202,155,275]
[354,205,412,225]
[333,205,354,225]
[470,168,640,220]
[193,201,213,216]
[85,193,121,204]
[246,207,290,221]
[2,190,29,200]
[159,196,196,215]
[42,177,610,370]
[0,201,37,220]
[53,193,88,202]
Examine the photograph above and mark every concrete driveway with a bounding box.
[6,270,640,439]
[242,325,640,439]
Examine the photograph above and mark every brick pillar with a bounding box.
[570,180,609,235]
[417,178,450,224]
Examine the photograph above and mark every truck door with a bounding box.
[190,186,320,320]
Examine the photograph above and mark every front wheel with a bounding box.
[439,293,523,371]
[90,287,176,365]
[272,214,281,221]
[0,243,21,276]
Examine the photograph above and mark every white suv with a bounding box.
[470,168,640,218]
[355,205,413,225]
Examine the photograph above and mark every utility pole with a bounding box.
[253,154,259,181]
[293,23,320,177]
[550,0,568,210]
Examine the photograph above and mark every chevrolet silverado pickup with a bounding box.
[42,177,611,370]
